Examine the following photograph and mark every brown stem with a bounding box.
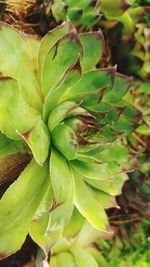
[0,153,31,185]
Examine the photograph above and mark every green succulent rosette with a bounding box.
[0,21,140,259]
[120,80,150,217]
[51,0,130,28]
[51,0,101,28]
[46,220,109,267]
[36,214,110,267]
[107,1,150,80]
[129,24,150,80]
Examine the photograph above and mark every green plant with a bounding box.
[107,2,150,80]
[119,80,150,217]
[36,218,109,267]
[46,0,131,29]
[97,219,150,267]
[0,21,140,260]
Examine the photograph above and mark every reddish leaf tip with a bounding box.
[121,0,131,11]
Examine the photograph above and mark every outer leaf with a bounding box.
[67,7,83,23]
[100,0,130,17]
[0,23,42,111]
[50,148,73,204]
[104,73,131,103]
[52,2,68,22]
[44,67,115,120]
[49,256,58,267]
[112,115,135,137]
[71,160,113,180]
[29,183,62,255]
[71,247,99,267]
[78,10,100,28]
[49,198,74,232]
[71,160,126,195]
[0,159,49,259]
[52,123,78,160]
[18,117,50,165]
[63,67,116,102]
[87,247,108,267]
[0,77,39,140]
[26,35,40,75]
[87,185,119,209]
[43,58,82,121]
[63,208,85,238]
[0,132,28,158]
[73,170,108,231]
[79,32,104,71]
[41,31,82,97]
[38,21,73,73]
[96,140,129,165]
[56,252,76,267]
[73,221,101,248]
[86,172,128,196]
[47,197,73,241]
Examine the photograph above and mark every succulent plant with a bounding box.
[117,80,150,217]
[107,1,150,80]
[46,0,131,29]
[129,24,150,80]
[0,21,140,260]
[51,0,100,28]
[45,217,109,267]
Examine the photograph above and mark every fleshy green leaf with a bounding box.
[87,185,118,209]
[41,30,82,97]
[48,197,74,233]
[29,182,61,255]
[96,140,129,165]
[63,67,116,102]
[71,247,99,267]
[48,101,78,131]
[52,123,78,160]
[79,12,100,28]
[85,171,128,196]
[26,35,40,76]
[104,73,131,103]
[0,159,49,259]
[51,2,68,22]
[67,7,83,23]
[56,252,76,267]
[63,208,85,238]
[38,21,73,73]
[0,132,28,158]
[0,23,42,111]
[51,237,70,255]
[87,247,108,267]
[50,148,73,204]
[0,77,39,140]
[49,256,58,267]
[80,32,104,71]
[18,117,50,165]
[100,0,130,17]
[73,170,108,231]
[73,221,101,248]
[71,160,125,194]
[43,58,82,121]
